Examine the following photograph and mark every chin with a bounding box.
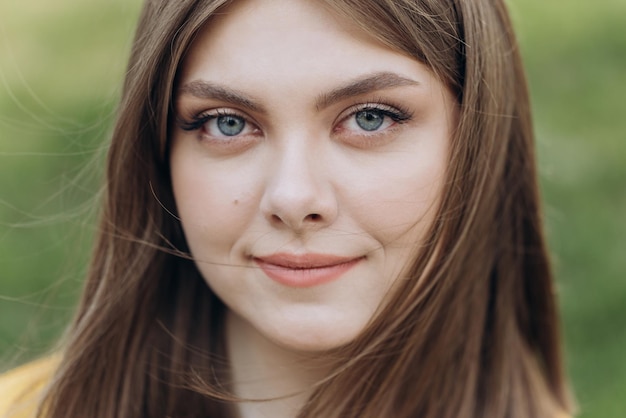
[258,313,368,354]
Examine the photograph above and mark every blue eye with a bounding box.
[354,109,385,131]
[338,104,412,138]
[179,110,256,139]
[216,115,246,136]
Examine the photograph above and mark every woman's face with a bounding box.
[170,0,456,353]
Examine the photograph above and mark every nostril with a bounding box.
[269,212,324,229]
[307,213,321,221]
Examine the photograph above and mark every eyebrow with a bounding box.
[177,71,420,113]
[315,72,420,110]
[177,80,265,113]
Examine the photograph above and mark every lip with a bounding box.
[253,253,364,288]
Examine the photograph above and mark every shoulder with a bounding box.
[0,356,59,418]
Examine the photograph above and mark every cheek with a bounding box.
[345,160,446,302]
[170,152,259,257]
[344,147,447,250]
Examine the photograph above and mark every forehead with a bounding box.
[178,0,433,92]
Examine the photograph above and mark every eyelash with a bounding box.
[177,101,413,136]
[338,102,413,127]
[178,109,248,132]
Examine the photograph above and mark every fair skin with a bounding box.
[169,0,456,416]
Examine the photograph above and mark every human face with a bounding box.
[170,0,456,353]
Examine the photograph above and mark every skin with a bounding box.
[170,0,456,415]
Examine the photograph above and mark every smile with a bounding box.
[253,253,364,288]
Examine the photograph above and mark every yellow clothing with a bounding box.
[0,356,58,418]
[0,356,573,418]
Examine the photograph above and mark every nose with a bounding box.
[260,143,338,233]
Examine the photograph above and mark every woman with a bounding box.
[1,0,574,417]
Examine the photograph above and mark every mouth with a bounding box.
[253,253,364,288]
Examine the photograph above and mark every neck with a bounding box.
[226,310,331,418]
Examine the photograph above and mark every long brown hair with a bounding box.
[38,0,573,417]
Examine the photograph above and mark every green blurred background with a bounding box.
[1,0,624,416]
